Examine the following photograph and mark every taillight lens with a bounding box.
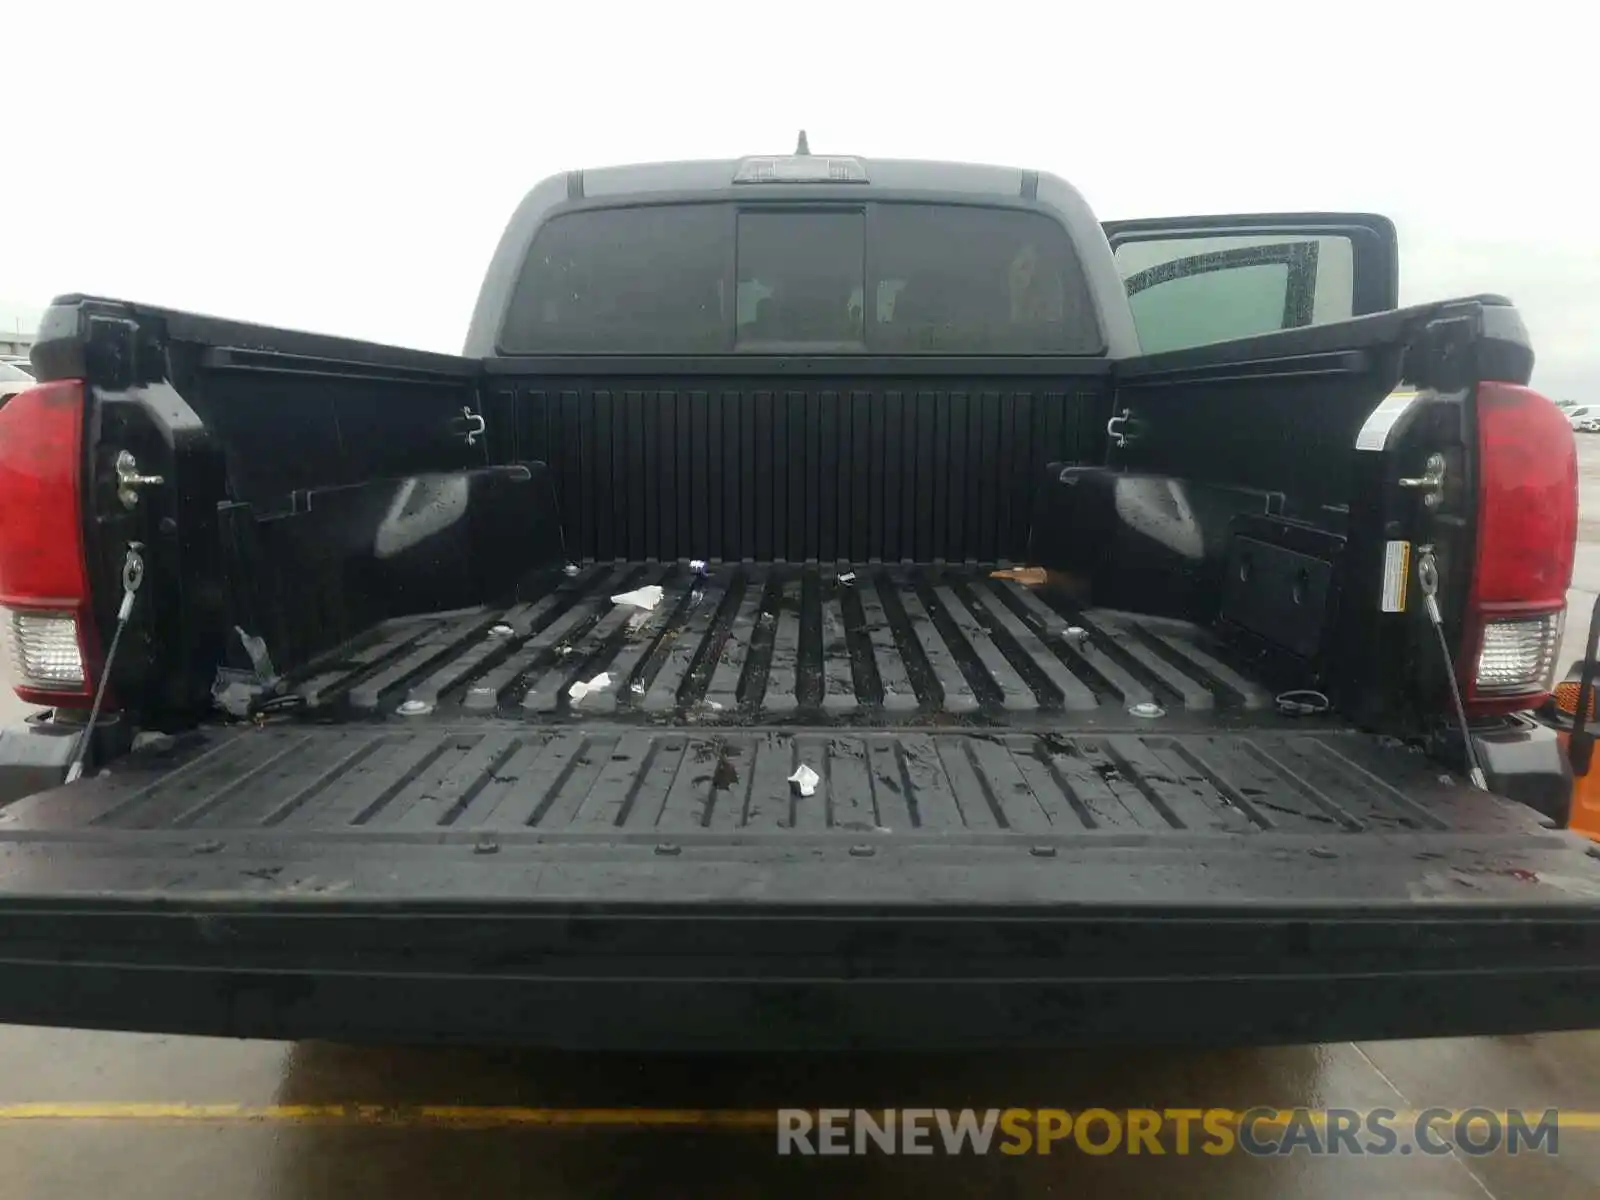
[0,380,97,706]
[1463,381,1578,714]
[1473,612,1563,696]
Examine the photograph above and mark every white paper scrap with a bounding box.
[788,764,820,797]
[569,672,612,703]
[611,585,664,611]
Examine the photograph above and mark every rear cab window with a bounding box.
[501,203,1104,354]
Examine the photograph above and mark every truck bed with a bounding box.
[2,562,1599,1050]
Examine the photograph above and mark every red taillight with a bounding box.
[1462,381,1577,714]
[0,380,98,706]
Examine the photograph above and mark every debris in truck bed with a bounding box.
[211,673,264,719]
[689,559,710,577]
[837,570,857,586]
[612,584,665,611]
[990,566,1048,585]
[788,764,820,797]
[1275,689,1332,716]
[211,627,284,718]
[62,723,1568,845]
[235,627,276,679]
[569,672,612,703]
[295,564,1282,722]
[990,567,1090,599]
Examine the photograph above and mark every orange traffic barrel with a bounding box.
[1550,674,1600,840]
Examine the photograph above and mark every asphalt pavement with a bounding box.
[0,439,1598,1197]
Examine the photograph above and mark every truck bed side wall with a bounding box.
[1032,307,1449,709]
[49,304,563,711]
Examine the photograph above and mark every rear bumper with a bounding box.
[4,898,1600,1050]
[1469,715,1574,827]
[0,714,76,806]
[0,711,131,807]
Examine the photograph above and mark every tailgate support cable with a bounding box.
[1416,546,1489,791]
[64,544,144,784]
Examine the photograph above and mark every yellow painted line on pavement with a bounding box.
[0,1105,1591,1131]
[0,1104,776,1128]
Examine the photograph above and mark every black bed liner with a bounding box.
[2,556,1590,900]
[13,724,1551,845]
[2,717,1600,1049]
[293,561,1273,726]
[4,561,1600,1049]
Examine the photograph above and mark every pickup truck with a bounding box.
[0,149,1595,1051]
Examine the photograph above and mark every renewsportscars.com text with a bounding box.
[776,1108,1561,1157]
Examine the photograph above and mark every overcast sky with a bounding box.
[4,2,1593,397]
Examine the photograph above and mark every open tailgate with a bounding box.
[0,723,1599,1050]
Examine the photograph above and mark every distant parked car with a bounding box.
[0,357,32,379]
[0,362,34,407]
[1572,409,1599,432]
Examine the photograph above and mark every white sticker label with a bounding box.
[1381,540,1411,612]
[1356,388,1422,452]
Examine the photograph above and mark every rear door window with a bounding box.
[1114,233,1356,354]
[501,203,1103,354]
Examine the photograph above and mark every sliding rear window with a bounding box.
[500,203,1103,354]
